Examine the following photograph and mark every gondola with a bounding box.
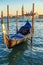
[1,3,34,49]
[2,20,32,49]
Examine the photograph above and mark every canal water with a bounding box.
[0,17,43,65]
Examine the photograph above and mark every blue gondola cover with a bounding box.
[10,20,31,39]
[18,20,31,35]
[10,34,24,39]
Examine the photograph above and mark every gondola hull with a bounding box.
[4,33,32,48]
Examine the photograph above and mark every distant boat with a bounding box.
[2,20,32,49]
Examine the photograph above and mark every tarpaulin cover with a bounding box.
[10,33,24,39]
[24,20,31,28]
[10,20,31,39]
[18,20,31,34]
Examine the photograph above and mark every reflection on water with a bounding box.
[8,41,32,65]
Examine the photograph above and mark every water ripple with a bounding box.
[0,18,43,65]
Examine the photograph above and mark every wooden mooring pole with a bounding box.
[7,5,9,37]
[32,3,34,34]
[1,11,6,43]
[1,11,3,24]
[1,11,4,35]
[31,3,34,45]
[1,11,6,34]
[16,11,18,34]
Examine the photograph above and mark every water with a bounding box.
[0,17,43,65]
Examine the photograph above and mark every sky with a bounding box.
[0,0,43,16]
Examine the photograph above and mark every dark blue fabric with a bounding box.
[10,20,31,39]
[18,21,31,33]
[10,34,23,39]
[24,21,31,29]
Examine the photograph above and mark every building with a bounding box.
[39,15,43,18]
